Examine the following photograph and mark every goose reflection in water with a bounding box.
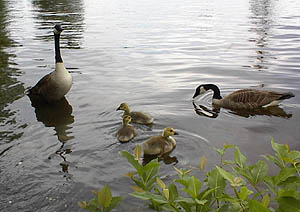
[192,101,292,119]
[142,152,178,166]
[29,96,75,180]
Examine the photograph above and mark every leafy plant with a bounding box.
[78,185,122,212]
[121,139,300,212]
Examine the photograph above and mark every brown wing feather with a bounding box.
[225,89,284,107]
[29,72,59,102]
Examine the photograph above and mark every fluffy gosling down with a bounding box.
[116,103,153,125]
[142,127,178,157]
[28,25,72,103]
[116,115,137,143]
[193,84,295,110]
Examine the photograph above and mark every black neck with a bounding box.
[54,33,63,63]
[206,84,222,99]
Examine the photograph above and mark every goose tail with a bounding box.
[279,92,295,100]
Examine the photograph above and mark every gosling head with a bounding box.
[162,127,178,137]
[123,115,132,125]
[192,84,208,99]
[53,24,63,35]
[116,103,130,112]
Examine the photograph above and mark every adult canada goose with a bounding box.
[142,127,178,156]
[116,115,137,143]
[28,25,72,103]
[116,103,153,125]
[192,84,295,110]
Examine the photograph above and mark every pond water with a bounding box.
[1,0,300,211]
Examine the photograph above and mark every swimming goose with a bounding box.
[116,103,153,125]
[193,84,295,110]
[28,25,72,103]
[116,115,137,143]
[142,127,178,156]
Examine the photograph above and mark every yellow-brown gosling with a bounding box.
[116,115,137,143]
[142,127,178,156]
[116,103,153,125]
[193,84,295,110]
[28,25,72,103]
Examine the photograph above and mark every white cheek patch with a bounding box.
[200,86,206,94]
[53,28,59,34]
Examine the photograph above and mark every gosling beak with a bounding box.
[174,131,179,135]
[116,106,121,111]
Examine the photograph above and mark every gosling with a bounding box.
[142,127,178,157]
[116,103,153,125]
[116,115,137,143]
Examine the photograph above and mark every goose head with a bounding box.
[53,24,63,35]
[193,84,222,100]
[122,115,132,125]
[193,84,208,99]
[116,103,130,112]
[162,127,178,137]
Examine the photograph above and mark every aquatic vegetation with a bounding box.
[78,185,122,212]
[80,139,300,211]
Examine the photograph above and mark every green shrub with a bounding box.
[78,185,122,212]
[79,139,300,212]
[122,139,300,212]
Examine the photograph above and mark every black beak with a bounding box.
[192,92,198,99]
[174,131,179,135]
[192,87,200,99]
[116,106,120,111]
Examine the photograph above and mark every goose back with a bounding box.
[218,89,291,109]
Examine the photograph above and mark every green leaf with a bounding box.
[262,194,270,208]
[216,166,234,185]
[104,196,123,212]
[199,155,207,171]
[163,188,169,200]
[168,183,178,202]
[130,191,168,204]
[207,168,226,198]
[195,199,207,205]
[175,177,190,188]
[278,176,300,190]
[249,160,268,186]
[249,200,270,212]
[177,201,192,212]
[278,189,297,198]
[277,197,300,212]
[263,155,283,169]
[98,185,112,208]
[274,167,296,185]
[238,186,253,200]
[120,151,143,173]
[134,145,142,160]
[175,197,195,204]
[156,177,166,189]
[187,176,201,198]
[271,139,288,167]
[78,201,87,209]
[287,150,300,161]
[234,147,246,168]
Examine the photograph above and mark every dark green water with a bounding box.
[0,0,299,211]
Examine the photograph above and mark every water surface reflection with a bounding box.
[193,101,292,119]
[29,96,75,179]
[0,0,25,144]
[31,0,85,48]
